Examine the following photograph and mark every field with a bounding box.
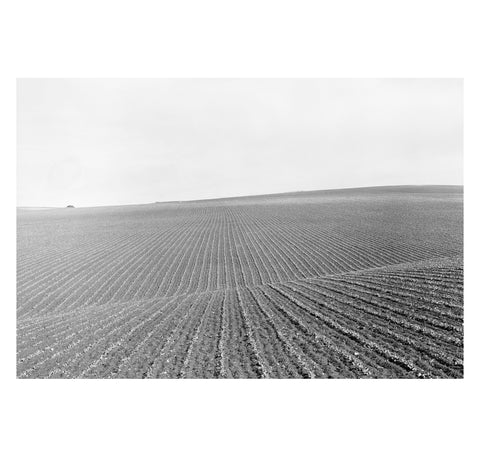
[17,185,463,378]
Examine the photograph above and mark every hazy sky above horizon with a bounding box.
[17,78,463,207]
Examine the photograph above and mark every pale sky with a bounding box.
[17,78,463,207]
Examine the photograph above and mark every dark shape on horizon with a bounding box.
[66,205,75,208]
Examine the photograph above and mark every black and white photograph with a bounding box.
[16,78,463,379]
[3,1,478,466]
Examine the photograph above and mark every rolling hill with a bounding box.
[17,185,463,378]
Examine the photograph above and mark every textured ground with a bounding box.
[17,185,463,378]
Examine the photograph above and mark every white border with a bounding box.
[2,1,478,466]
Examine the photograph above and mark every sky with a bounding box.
[17,78,463,207]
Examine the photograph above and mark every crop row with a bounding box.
[17,257,463,378]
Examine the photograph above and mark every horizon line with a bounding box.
[17,183,464,209]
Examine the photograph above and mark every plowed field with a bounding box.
[17,186,463,378]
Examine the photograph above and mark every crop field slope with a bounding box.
[17,186,463,378]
